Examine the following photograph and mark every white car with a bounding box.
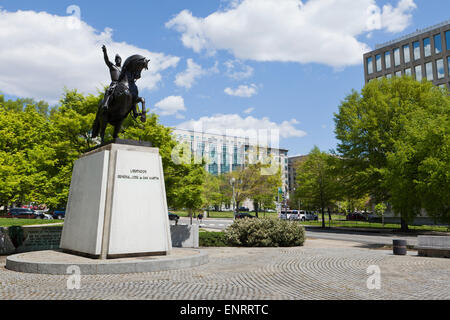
[280,210,307,221]
[34,210,53,220]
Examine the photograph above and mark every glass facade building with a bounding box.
[364,21,450,89]
[172,128,290,196]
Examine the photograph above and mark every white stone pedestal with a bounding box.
[60,142,172,259]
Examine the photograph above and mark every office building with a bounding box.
[364,20,450,89]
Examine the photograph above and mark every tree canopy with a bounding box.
[334,76,450,229]
[0,90,206,211]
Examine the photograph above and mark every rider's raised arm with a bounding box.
[102,45,113,68]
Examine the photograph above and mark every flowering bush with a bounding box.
[224,218,305,247]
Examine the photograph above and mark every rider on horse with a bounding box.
[101,45,122,112]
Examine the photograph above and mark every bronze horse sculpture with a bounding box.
[92,47,149,143]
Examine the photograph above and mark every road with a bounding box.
[179,217,420,246]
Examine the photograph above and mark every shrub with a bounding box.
[199,230,228,247]
[224,218,305,247]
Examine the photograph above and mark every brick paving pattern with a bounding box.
[1,243,449,300]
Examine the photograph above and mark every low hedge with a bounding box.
[199,218,306,247]
[199,230,228,247]
[225,218,305,247]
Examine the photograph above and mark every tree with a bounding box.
[385,85,450,225]
[0,90,206,213]
[0,98,57,208]
[374,203,387,225]
[252,168,281,217]
[226,163,268,214]
[295,146,340,228]
[334,77,449,231]
[202,173,222,217]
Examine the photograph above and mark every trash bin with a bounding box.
[393,239,407,255]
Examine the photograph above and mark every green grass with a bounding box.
[0,218,64,228]
[299,216,450,232]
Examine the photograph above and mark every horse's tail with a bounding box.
[92,101,102,138]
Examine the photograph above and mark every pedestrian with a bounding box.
[198,212,204,224]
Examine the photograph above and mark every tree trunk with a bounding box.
[400,218,409,232]
[321,207,325,228]
[255,202,259,218]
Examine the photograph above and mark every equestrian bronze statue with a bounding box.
[92,45,149,143]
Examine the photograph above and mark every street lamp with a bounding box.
[230,177,236,217]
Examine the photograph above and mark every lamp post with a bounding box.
[230,177,236,218]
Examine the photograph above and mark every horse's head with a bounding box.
[120,55,150,81]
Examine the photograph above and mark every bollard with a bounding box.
[393,239,407,255]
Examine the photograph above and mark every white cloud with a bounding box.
[243,107,255,114]
[380,0,417,32]
[177,114,306,139]
[224,59,254,80]
[166,0,416,68]
[154,95,186,118]
[224,84,258,97]
[0,9,180,103]
[175,58,219,89]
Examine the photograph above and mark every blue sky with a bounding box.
[0,0,449,156]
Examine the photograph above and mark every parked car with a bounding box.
[280,210,306,221]
[51,208,66,220]
[305,211,318,221]
[367,213,381,223]
[346,212,367,221]
[7,208,37,219]
[168,212,180,224]
[235,212,256,219]
[238,207,250,212]
[34,210,53,220]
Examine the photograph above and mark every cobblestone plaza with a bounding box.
[1,239,449,300]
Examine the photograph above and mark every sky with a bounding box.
[0,0,449,156]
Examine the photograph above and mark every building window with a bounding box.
[403,44,410,63]
[395,71,402,77]
[386,73,392,79]
[446,31,450,51]
[367,57,373,74]
[394,48,401,66]
[405,68,411,76]
[448,57,450,76]
[413,41,421,60]
[436,59,445,79]
[434,34,442,54]
[424,37,431,57]
[385,51,391,69]
[415,65,422,81]
[425,62,433,81]
[376,54,382,72]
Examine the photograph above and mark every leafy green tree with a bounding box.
[334,77,449,230]
[385,85,450,225]
[225,163,275,215]
[202,173,222,217]
[295,146,340,228]
[0,99,56,207]
[374,203,387,225]
[252,168,281,217]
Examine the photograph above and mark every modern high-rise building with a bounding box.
[364,20,450,89]
[172,128,290,195]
